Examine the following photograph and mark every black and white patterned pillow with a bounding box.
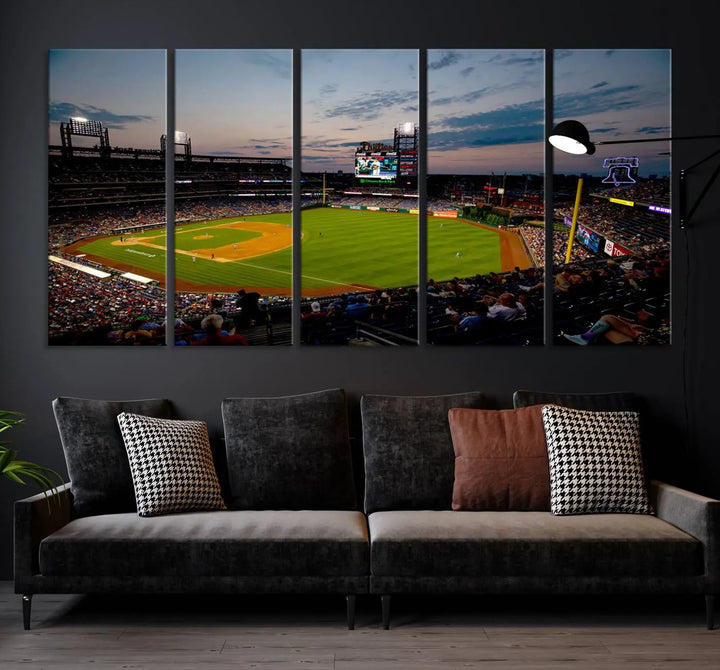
[117,412,226,517]
[541,404,652,516]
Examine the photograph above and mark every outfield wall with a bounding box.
[327,204,457,217]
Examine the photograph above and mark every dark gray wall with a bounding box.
[1,0,719,579]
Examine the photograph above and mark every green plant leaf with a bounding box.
[0,448,16,472]
[1,409,66,511]
[4,470,26,485]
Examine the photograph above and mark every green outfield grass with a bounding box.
[71,209,503,295]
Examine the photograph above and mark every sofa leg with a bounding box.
[706,595,716,630]
[381,594,391,630]
[346,595,356,630]
[22,594,32,631]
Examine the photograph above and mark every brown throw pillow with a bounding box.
[448,405,550,510]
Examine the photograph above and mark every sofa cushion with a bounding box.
[39,510,369,578]
[513,390,640,412]
[541,404,652,515]
[361,392,487,514]
[448,406,550,511]
[368,510,702,578]
[222,389,356,510]
[117,413,226,517]
[52,397,174,517]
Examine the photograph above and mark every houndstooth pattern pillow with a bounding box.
[541,404,652,516]
[117,412,226,517]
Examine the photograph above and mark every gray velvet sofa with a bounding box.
[361,391,719,630]
[13,389,720,631]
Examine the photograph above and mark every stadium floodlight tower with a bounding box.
[60,117,111,159]
[394,121,418,153]
[161,130,192,162]
[394,122,418,178]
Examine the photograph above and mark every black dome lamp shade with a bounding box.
[549,120,596,155]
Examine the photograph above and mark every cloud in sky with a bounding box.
[428,50,461,70]
[429,99,544,154]
[243,50,291,79]
[635,125,670,134]
[431,81,531,107]
[48,102,155,129]
[554,85,645,119]
[323,89,417,121]
[487,52,544,67]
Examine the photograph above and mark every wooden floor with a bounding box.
[0,582,717,669]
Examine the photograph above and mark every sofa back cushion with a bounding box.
[361,392,486,514]
[222,388,356,510]
[448,405,550,511]
[52,396,174,517]
[513,390,640,412]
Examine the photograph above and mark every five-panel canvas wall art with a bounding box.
[48,49,671,347]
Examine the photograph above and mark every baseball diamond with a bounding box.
[60,208,531,297]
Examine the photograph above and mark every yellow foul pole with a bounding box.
[564,177,583,264]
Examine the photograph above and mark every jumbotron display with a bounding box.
[354,151,398,180]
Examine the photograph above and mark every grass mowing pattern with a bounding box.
[75,209,503,295]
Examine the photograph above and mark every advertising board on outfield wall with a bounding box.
[604,239,633,257]
[433,211,459,218]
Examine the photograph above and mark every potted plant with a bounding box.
[1,410,64,504]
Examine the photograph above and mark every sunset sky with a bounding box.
[48,48,671,177]
[301,49,417,173]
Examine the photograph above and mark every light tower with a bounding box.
[394,122,418,177]
[60,117,111,159]
[161,130,192,162]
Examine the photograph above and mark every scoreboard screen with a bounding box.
[355,151,398,180]
[399,150,417,177]
[576,224,603,253]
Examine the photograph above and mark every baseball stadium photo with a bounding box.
[48,48,671,347]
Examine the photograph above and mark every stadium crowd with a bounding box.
[554,201,669,254]
[519,224,593,265]
[593,177,670,207]
[48,262,166,345]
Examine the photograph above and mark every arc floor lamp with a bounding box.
[548,120,720,229]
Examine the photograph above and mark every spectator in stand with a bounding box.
[554,267,576,293]
[516,293,537,321]
[123,317,155,344]
[234,289,262,327]
[458,303,489,334]
[191,314,248,346]
[302,301,326,325]
[486,293,526,321]
[301,301,328,344]
[344,294,370,319]
[563,310,669,346]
